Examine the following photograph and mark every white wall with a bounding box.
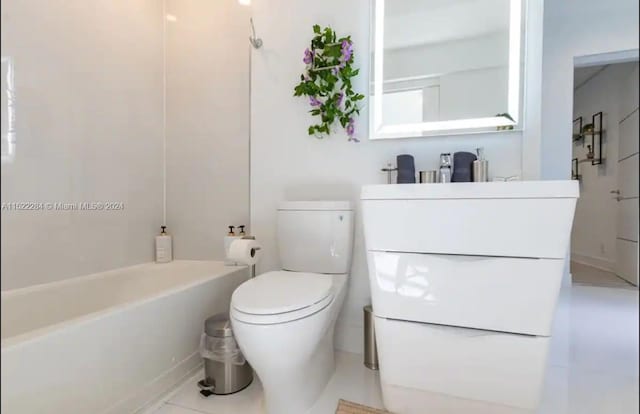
[165,0,250,260]
[384,33,510,121]
[383,0,509,50]
[0,0,251,290]
[1,0,165,290]
[439,66,508,120]
[540,0,639,181]
[250,0,541,354]
[571,62,638,271]
[384,31,509,81]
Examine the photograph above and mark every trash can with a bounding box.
[197,313,253,397]
[363,305,379,370]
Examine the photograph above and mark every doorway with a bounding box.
[570,57,639,288]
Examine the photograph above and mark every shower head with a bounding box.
[249,18,263,49]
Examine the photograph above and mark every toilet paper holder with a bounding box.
[242,236,260,278]
[249,248,260,279]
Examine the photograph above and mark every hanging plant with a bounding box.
[294,25,365,142]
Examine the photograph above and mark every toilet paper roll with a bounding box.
[227,239,263,266]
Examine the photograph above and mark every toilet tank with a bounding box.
[277,201,354,274]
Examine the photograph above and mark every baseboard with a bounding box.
[103,352,202,414]
[571,252,615,272]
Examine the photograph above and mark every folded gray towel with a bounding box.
[452,152,477,182]
[396,154,416,184]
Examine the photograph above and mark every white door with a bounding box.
[615,64,639,285]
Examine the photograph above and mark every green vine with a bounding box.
[293,25,365,142]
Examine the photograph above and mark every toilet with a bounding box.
[230,201,354,414]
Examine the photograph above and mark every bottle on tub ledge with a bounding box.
[155,226,173,263]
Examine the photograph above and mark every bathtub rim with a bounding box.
[1,260,248,349]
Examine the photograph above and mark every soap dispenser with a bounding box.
[438,153,452,183]
[473,148,489,182]
[155,226,173,263]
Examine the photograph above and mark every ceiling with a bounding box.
[384,0,510,50]
[574,65,607,90]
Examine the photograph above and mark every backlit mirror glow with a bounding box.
[370,0,524,139]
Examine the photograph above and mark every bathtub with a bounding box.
[1,260,249,414]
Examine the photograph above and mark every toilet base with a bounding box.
[233,318,336,414]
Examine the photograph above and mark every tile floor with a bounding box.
[148,350,382,414]
[147,285,639,414]
[571,261,636,289]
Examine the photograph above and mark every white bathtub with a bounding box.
[1,260,249,414]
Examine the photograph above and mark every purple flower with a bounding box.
[340,40,353,63]
[303,48,314,65]
[336,92,344,106]
[309,96,322,107]
[346,118,358,142]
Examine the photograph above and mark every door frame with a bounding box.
[569,48,639,284]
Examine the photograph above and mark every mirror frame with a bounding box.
[370,0,524,139]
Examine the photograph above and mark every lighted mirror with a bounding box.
[370,0,524,139]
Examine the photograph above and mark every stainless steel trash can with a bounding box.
[198,313,253,397]
[363,305,379,370]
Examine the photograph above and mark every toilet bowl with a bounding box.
[229,201,354,414]
[231,271,347,414]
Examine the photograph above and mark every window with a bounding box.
[382,89,424,125]
[1,56,16,162]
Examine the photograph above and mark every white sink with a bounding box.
[361,180,579,413]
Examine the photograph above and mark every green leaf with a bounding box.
[298,25,364,141]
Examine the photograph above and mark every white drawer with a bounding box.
[368,251,564,336]
[375,317,549,412]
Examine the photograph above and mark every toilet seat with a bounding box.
[231,271,335,325]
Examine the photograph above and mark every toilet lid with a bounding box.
[231,271,333,315]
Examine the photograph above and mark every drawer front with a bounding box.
[367,251,564,336]
[362,198,576,259]
[375,317,549,411]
